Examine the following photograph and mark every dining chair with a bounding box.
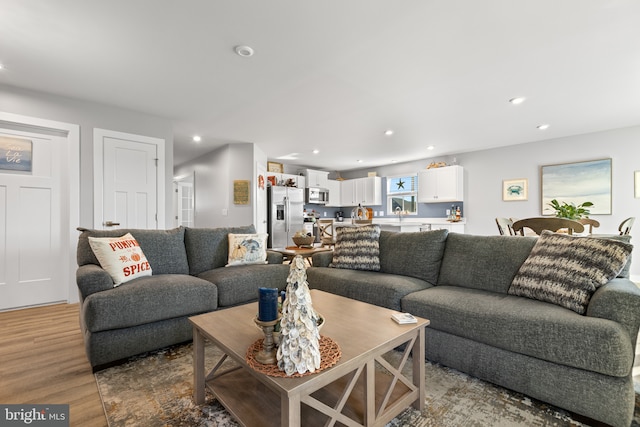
[512,217,585,236]
[317,219,336,248]
[495,217,516,236]
[577,218,600,234]
[618,217,635,235]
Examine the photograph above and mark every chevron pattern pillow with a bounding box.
[508,230,632,314]
[330,224,381,271]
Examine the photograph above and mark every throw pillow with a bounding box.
[88,233,152,287]
[329,224,381,271]
[508,230,632,314]
[226,233,268,266]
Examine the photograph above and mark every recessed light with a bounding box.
[192,135,202,142]
[357,160,363,163]
[384,129,394,136]
[427,145,435,150]
[509,97,526,105]
[0,64,4,70]
[234,45,254,57]
[537,124,550,130]
[391,160,397,163]
[312,149,319,154]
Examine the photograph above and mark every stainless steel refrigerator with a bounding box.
[267,186,304,248]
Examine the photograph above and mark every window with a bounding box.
[387,174,417,215]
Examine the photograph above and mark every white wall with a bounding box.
[337,125,640,279]
[174,143,259,228]
[0,84,174,228]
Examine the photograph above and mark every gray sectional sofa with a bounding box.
[308,229,640,427]
[76,224,640,426]
[75,225,289,370]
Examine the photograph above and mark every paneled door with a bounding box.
[0,130,66,310]
[94,129,165,230]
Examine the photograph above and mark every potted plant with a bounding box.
[547,199,594,219]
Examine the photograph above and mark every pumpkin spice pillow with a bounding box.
[226,233,268,266]
[88,233,152,286]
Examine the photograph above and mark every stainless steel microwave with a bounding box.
[305,187,329,204]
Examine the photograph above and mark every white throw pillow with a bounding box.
[226,233,268,266]
[88,233,152,286]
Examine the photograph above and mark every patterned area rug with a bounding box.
[95,343,640,427]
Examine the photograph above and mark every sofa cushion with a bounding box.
[329,224,381,271]
[438,233,537,293]
[185,225,256,275]
[82,274,218,333]
[306,267,432,311]
[226,233,268,266]
[401,286,633,377]
[508,231,633,314]
[198,263,290,307]
[379,229,448,284]
[88,233,152,286]
[77,227,189,275]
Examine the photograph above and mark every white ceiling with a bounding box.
[1,0,640,171]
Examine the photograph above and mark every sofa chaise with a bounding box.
[307,227,639,427]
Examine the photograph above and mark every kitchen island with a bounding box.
[334,218,465,233]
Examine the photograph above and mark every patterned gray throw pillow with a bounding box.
[508,230,632,314]
[329,224,381,271]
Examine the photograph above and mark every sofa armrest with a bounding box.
[311,251,334,267]
[587,278,640,344]
[76,264,114,300]
[266,250,284,264]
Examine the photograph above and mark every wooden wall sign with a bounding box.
[233,180,250,204]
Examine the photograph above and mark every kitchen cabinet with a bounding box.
[428,222,465,233]
[340,177,381,206]
[267,173,305,188]
[326,180,342,207]
[299,169,329,188]
[417,165,463,203]
[340,179,355,206]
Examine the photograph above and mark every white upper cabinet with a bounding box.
[300,169,329,188]
[360,176,382,206]
[417,165,463,203]
[340,176,381,206]
[326,179,342,207]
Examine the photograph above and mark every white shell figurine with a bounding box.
[277,255,321,375]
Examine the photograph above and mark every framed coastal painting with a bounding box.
[541,158,612,215]
[502,178,528,201]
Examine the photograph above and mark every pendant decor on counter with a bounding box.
[277,255,321,375]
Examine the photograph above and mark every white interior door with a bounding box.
[0,131,65,310]
[94,129,165,230]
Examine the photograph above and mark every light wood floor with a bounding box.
[0,303,107,427]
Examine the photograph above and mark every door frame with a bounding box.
[0,111,80,306]
[93,128,165,230]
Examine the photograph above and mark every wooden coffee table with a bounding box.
[190,290,429,427]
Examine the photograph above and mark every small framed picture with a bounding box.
[267,161,284,173]
[503,178,528,201]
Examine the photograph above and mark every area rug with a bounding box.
[95,343,640,427]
